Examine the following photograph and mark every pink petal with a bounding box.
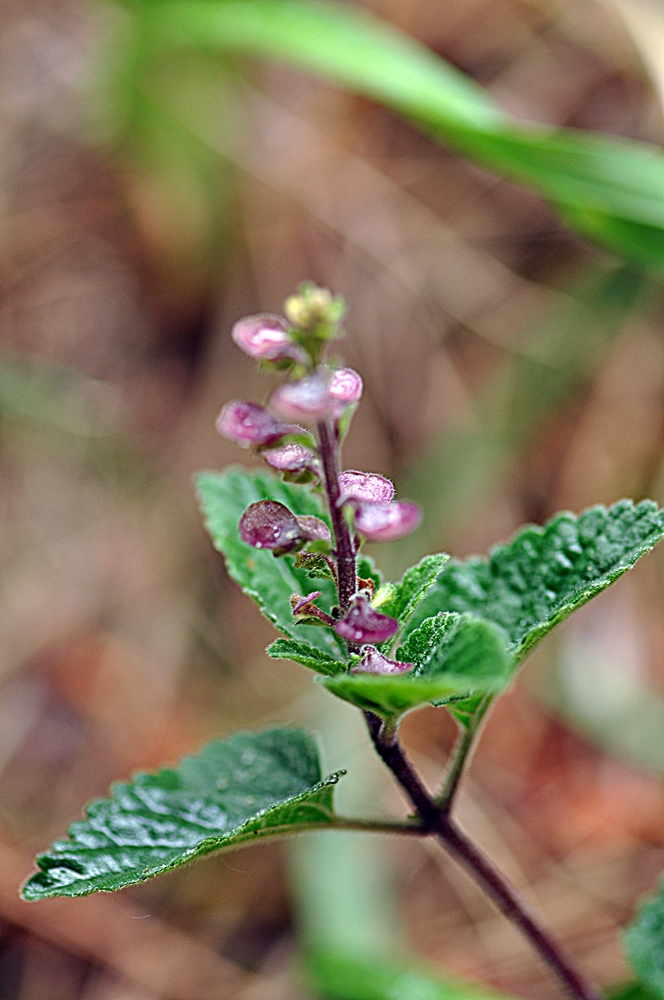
[239,501,302,552]
[351,645,414,675]
[270,375,333,423]
[354,500,422,542]
[262,442,317,473]
[339,470,394,505]
[216,400,287,448]
[334,594,399,645]
[231,314,293,360]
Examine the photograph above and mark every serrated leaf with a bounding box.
[625,883,664,1000]
[196,468,343,654]
[323,615,512,721]
[22,728,343,900]
[380,553,449,627]
[268,638,348,676]
[409,500,664,661]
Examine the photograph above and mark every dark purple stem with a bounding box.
[364,713,602,1000]
[316,419,357,612]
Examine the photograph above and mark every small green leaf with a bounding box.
[323,615,512,721]
[380,553,449,627]
[22,728,343,900]
[196,468,343,654]
[357,554,382,591]
[409,500,664,661]
[625,883,664,1000]
[268,638,348,676]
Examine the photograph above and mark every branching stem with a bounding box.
[364,712,602,1000]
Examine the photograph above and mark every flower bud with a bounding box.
[270,375,332,423]
[354,500,422,542]
[295,515,331,543]
[262,442,317,474]
[351,645,413,675]
[239,501,303,553]
[216,400,289,448]
[328,367,363,405]
[334,594,399,645]
[339,470,394,505]
[231,314,294,360]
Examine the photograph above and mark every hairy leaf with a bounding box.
[396,613,457,668]
[197,468,343,654]
[268,637,348,676]
[324,615,512,720]
[410,500,664,660]
[22,729,343,900]
[380,553,448,628]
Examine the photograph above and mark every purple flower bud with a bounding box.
[270,375,333,423]
[262,442,317,473]
[231,314,294,360]
[239,500,302,552]
[354,500,422,543]
[351,645,413,675]
[295,515,331,543]
[328,367,363,405]
[339,470,394,505]
[334,594,399,645]
[291,591,322,615]
[216,400,287,448]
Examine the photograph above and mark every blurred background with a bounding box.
[3,0,664,998]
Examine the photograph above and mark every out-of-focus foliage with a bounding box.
[107,0,664,269]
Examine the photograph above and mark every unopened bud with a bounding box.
[231,314,300,362]
[351,645,413,675]
[334,594,399,645]
[239,500,303,553]
[354,500,422,542]
[216,400,288,448]
[339,471,394,505]
[270,375,332,423]
[328,367,363,405]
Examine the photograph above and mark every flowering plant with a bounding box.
[21,284,664,1000]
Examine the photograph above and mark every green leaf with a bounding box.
[380,553,449,627]
[196,468,344,654]
[306,947,515,1000]
[625,882,664,1000]
[608,985,662,1000]
[134,0,664,270]
[268,637,348,676]
[323,615,512,721]
[395,612,456,668]
[409,500,664,661]
[22,728,344,900]
[357,554,382,591]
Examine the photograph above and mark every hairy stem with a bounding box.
[317,419,356,612]
[364,712,601,1000]
[437,693,494,815]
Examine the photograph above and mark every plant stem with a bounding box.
[364,712,602,1000]
[436,693,494,815]
[332,818,426,836]
[317,419,356,612]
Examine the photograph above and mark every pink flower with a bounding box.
[334,594,399,645]
[351,645,413,675]
[231,314,300,361]
[270,375,333,423]
[354,500,421,542]
[216,401,289,448]
[295,515,331,543]
[339,470,394,505]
